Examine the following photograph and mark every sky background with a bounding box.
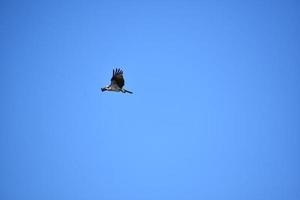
[1,0,300,199]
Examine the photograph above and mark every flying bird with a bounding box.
[101,68,133,94]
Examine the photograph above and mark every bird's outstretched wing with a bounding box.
[111,68,124,88]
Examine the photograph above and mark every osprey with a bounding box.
[101,68,133,94]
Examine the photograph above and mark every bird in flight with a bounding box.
[101,68,133,94]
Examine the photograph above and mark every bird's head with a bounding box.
[101,85,111,92]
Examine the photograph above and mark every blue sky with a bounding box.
[1,0,300,199]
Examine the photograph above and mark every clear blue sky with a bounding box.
[1,0,300,199]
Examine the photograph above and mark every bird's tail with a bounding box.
[101,88,106,92]
[124,89,133,94]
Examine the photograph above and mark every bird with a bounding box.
[101,68,133,94]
